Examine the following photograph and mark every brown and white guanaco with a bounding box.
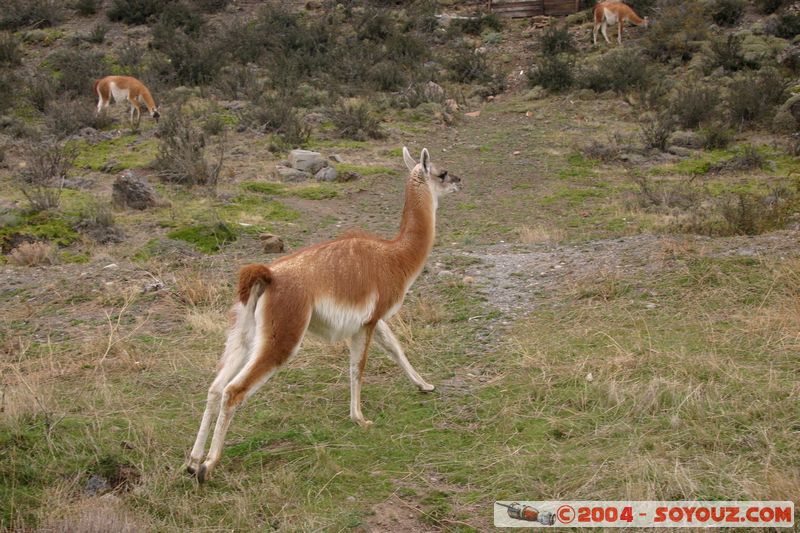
[593,1,649,46]
[185,147,462,482]
[94,75,160,126]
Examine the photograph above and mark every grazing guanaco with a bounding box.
[185,147,462,482]
[94,75,160,126]
[593,1,649,46]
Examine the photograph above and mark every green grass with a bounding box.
[167,222,237,253]
[334,163,399,177]
[242,182,339,200]
[72,135,158,172]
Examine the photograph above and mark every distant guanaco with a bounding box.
[94,75,160,126]
[593,1,649,46]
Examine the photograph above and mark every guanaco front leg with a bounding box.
[374,320,434,392]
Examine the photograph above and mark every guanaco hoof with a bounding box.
[197,464,208,484]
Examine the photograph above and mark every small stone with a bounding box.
[464,111,481,118]
[288,149,327,174]
[586,372,594,382]
[329,153,343,163]
[112,171,158,210]
[315,166,338,182]
[84,475,109,496]
[260,233,285,253]
[645,302,657,309]
[462,276,475,284]
[437,270,454,277]
[274,165,311,183]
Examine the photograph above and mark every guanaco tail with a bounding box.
[94,75,160,126]
[185,147,462,483]
[593,1,649,45]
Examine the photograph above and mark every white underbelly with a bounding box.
[109,82,130,103]
[307,295,377,342]
[603,9,619,25]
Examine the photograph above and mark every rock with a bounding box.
[669,130,704,149]
[260,233,285,253]
[84,475,110,496]
[142,280,165,293]
[424,81,445,100]
[437,270,454,277]
[101,160,120,173]
[667,146,696,157]
[337,171,361,182]
[112,171,158,210]
[329,153,343,163]
[445,98,459,113]
[274,165,311,183]
[288,149,327,174]
[464,111,481,118]
[315,166,338,182]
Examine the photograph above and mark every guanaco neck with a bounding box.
[392,172,436,273]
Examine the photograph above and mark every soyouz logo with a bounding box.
[493,501,795,528]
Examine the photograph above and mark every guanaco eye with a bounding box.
[438,172,447,181]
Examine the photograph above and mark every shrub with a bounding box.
[708,34,758,72]
[244,93,311,146]
[528,54,574,92]
[85,23,109,44]
[26,71,57,112]
[579,47,651,93]
[156,109,224,187]
[766,13,800,39]
[8,241,56,266]
[368,60,407,92]
[727,68,787,127]
[153,1,204,37]
[213,64,262,100]
[0,0,62,30]
[709,145,767,172]
[700,123,734,149]
[107,0,166,24]
[718,186,799,235]
[448,13,502,36]
[74,0,100,16]
[643,0,708,61]
[46,96,113,137]
[670,82,720,129]
[195,0,229,13]
[639,111,676,151]
[756,0,784,15]
[77,202,124,244]
[47,48,105,95]
[709,0,745,26]
[447,46,492,83]
[539,23,574,55]
[0,70,16,114]
[329,100,384,141]
[153,26,225,86]
[16,141,77,211]
[0,32,21,66]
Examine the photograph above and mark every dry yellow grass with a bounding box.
[516,224,566,244]
[8,241,55,266]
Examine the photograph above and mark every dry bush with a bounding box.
[0,0,62,30]
[47,48,106,96]
[579,47,651,94]
[726,68,788,127]
[0,31,21,66]
[26,71,57,113]
[107,0,165,25]
[517,224,566,244]
[173,270,226,308]
[73,0,100,16]
[8,241,56,266]
[670,81,720,129]
[539,23,574,54]
[16,141,76,211]
[710,0,745,26]
[155,109,224,187]
[47,96,113,137]
[709,34,757,72]
[244,93,311,147]
[700,122,734,149]
[643,0,708,61]
[329,100,384,141]
[638,111,676,151]
[528,53,574,92]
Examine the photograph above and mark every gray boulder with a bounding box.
[315,166,338,182]
[274,165,311,182]
[112,172,158,210]
[288,149,327,174]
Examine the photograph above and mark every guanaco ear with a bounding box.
[402,146,416,171]
[420,148,431,175]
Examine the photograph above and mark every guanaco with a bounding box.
[94,75,160,126]
[185,147,462,482]
[593,1,649,46]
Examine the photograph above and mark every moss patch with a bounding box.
[72,135,158,172]
[166,222,237,253]
[242,182,339,200]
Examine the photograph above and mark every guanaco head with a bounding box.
[402,146,462,196]
[151,108,160,123]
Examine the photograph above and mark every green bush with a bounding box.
[25,71,57,112]
[709,34,757,72]
[670,82,720,129]
[0,32,21,66]
[755,0,784,14]
[579,47,651,93]
[46,96,113,137]
[709,0,745,26]
[643,0,708,61]
[448,13,502,36]
[108,0,167,24]
[330,100,384,141]
[528,54,574,92]
[639,111,676,151]
[447,47,492,83]
[47,48,106,95]
[539,23,574,55]
[766,13,800,39]
[73,0,100,16]
[0,0,62,30]
[85,23,109,44]
[727,68,788,127]
[243,93,311,147]
[153,28,224,86]
[16,141,77,211]
[700,123,734,149]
